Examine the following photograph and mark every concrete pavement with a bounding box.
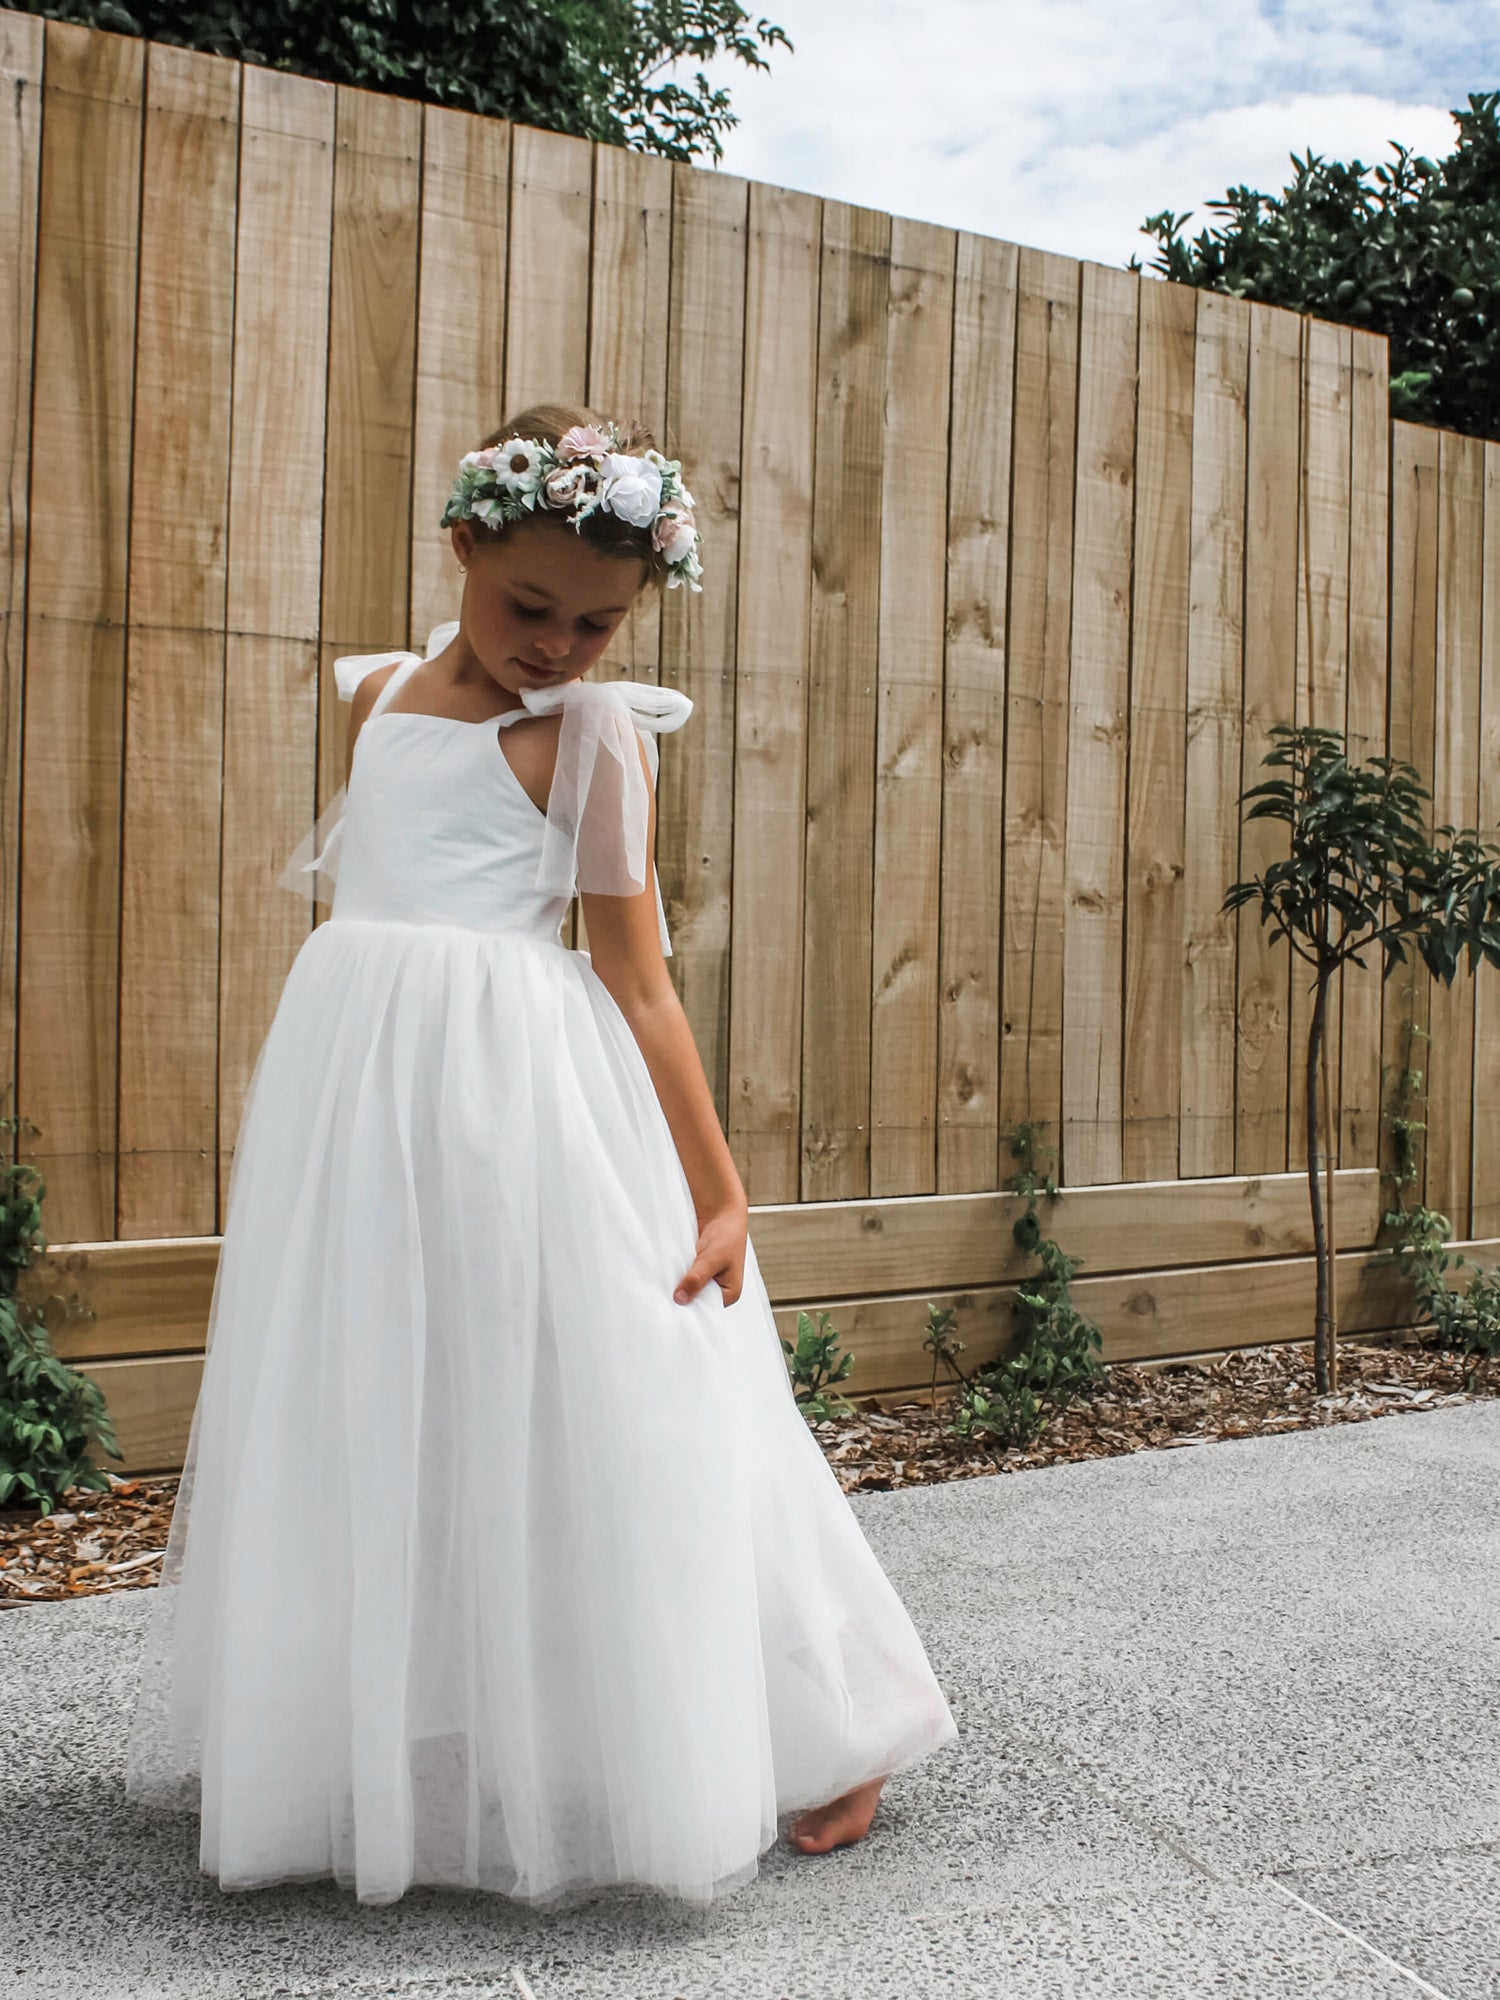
[4,1401,1498,1998]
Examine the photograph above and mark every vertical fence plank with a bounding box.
[659,165,746,1133]
[573,141,674,967]
[1382,421,1440,1208]
[117,42,238,1239]
[1473,440,1500,1238]
[503,123,590,409]
[1426,429,1484,1235]
[870,217,955,1195]
[319,86,420,832]
[219,66,334,1213]
[1123,277,1194,1182]
[801,200,889,1200]
[938,232,1016,1193]
[19,21,142,1240]
[587,140,673,691]
[1338,325,1391,1171]
[1062,262,1137,1185]
[727,183,818,1201]
[1234,305,1303,1175]
[409,104,510,651]
[1001,248,1078,1150]
[0,10,42,1160]
[1180,290,1249,1177]
[1288,318,1352,1168]
[503,121,591,945]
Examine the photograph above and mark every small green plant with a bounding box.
[0,1105,121,1515]
[927,1122,1105,1450]
[1382,1015,1500,1387]
[1224,723,1500,1395]
[779,1307,858,1426]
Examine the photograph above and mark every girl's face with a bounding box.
[448,517,647,696]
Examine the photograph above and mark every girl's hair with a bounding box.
[467,402,675,595]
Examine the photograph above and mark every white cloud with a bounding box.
[677,0,1495,266]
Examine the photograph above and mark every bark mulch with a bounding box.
[1,1335,1492,1609]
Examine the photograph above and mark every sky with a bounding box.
[677,0,1498,271]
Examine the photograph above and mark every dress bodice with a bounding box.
[332,665,574,942]
[319,625,692,952]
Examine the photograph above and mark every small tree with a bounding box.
[1223,724,1500,1394]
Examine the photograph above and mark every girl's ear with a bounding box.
[450,521,475,568]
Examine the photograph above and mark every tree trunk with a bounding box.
[1306,969,1332,1394]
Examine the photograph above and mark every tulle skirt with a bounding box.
[123,915,959,1908]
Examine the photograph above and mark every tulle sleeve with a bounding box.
[497,677,694,956]
[273,640,436,907]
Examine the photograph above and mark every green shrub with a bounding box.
[0,1110,120,1516]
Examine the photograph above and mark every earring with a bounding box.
[458,562,468,575]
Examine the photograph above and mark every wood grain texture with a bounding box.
[586,139,673,690]
[870,216,955,1194]
[319,84,421,844]
[658,164,747,1131]
[1001,248,1078,1144]
[1473,440,1500,1239]
[409,103,511,650]
[1180,290,1249,1177]
[1426,427,1485,1235]
[218,65,334,1215]
[0,10,41,1162]
[19,20,142,1239]
[575,138,674,968]
[801,200,889,1200]
[504,121,592,952]
[1337,326,1391,1171]
[44,1166,1383,1361]
[937,232,1016,1193]
[1062,261,1137,1185]
[1234,304,1302,1175]
[1122,277,1194,1182]
[727,182,819,1200]
[1288,318,1352,1166]
[1383,422,1440,1206]
[117,41,238,1239]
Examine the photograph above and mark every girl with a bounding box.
[124,404,959,1910]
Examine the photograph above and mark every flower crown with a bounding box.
[440,421,704,592]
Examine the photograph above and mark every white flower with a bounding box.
[596,452,663,528]
[493,437,545,494]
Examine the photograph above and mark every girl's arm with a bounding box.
[579,736,749,1308]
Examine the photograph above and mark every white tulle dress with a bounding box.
[123,620,958,1910]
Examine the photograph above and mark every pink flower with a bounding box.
[653,506,697,564]
[556,424,614,463]
[541,463,596,511]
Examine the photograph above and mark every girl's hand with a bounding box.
[674,1202,748,1308]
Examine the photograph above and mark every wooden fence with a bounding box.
[2,12,1497,1470]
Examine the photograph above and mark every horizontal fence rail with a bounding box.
[2,12,1497,1473]
[31,1169,1484,1475]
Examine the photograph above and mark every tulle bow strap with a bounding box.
[498,677,694,956]
[275,628,452,907]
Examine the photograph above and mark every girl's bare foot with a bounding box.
[787,1774,887,1855]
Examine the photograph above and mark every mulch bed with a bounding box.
[1,1335,1493,1608]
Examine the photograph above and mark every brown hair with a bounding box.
[466,402,676,594]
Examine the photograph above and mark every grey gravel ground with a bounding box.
[3,1401,1497,1999]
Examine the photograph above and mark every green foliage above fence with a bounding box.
[1131,90,1500,444]
[16,0,791,162]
